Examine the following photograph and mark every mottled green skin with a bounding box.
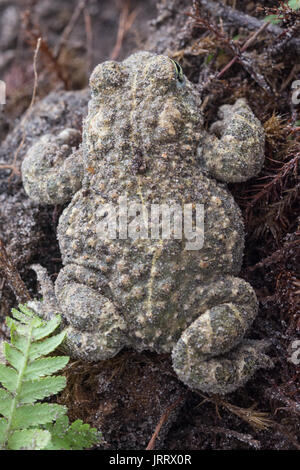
[22,52,272,394]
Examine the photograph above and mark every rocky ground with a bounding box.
[0,0,299,450]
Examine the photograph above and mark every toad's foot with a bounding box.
[173,338,272,395]
[54,264,128,361]
[172,275,273,394]
[32,263,128,361]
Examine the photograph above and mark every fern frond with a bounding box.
[0,418,52,450]
[19,376,67,404]
[7,429,51,450]
[24,356,70,380]
[4,343,23,370]
[44,416,102,450]
[0,364,18,391]
[12,403,66,429]
[0,304,102,450]
[0,305,68,449]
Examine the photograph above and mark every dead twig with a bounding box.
[84,5,93,74]
[188,9,272,94]
[247,234,300,272]
[245,153,300,209]
[110,0,139,61]
[192,422,261,449]
[259,2,300,57]
[146,395,184,450]
[268,18,300,57]
[54,0,88,60]
[0,240,31,303]
[217,21,270,79]
[22,10,70,89]
[198,0,300,56]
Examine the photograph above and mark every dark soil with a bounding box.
[0,0,299,450]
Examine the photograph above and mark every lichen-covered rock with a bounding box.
[21,51,272,395]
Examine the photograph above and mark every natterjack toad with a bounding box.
[22,52,272,394]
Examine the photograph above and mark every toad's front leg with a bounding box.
[172,276,273,394]
[199,98,265,183]
[22,128,84,205]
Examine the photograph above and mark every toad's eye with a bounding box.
[170,59,184,83]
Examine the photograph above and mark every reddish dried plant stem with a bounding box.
[0,240,31,303]
[146,395,184,450]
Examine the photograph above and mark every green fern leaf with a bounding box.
[0,364,18,392]
[0,390,12,418]
[28,331,66,361]
[4,343,23,370]
[9,330,28,353]
[0,306,67,448]
[8,429,51,450]
[14,305,35,318]
[0,418,8,446]
[10,309,32,324]
[0,304,102,450]
[19,376,66,404]
[32,316,62,341]
[288,0,300,10]
[12,307,42,329]
[12,403,66,429]
[44,416,101,450]
[24,356,69,380]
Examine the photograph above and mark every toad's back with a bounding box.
[56,53,244,351]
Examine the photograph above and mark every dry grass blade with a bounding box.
[22,11,71,89]
[197,393,274,431]
[221,401,274,431]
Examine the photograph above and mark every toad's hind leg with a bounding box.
[173,339,272,395]
[172,276,273,394]
[55,265,128,361]
[32,264,128,362]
